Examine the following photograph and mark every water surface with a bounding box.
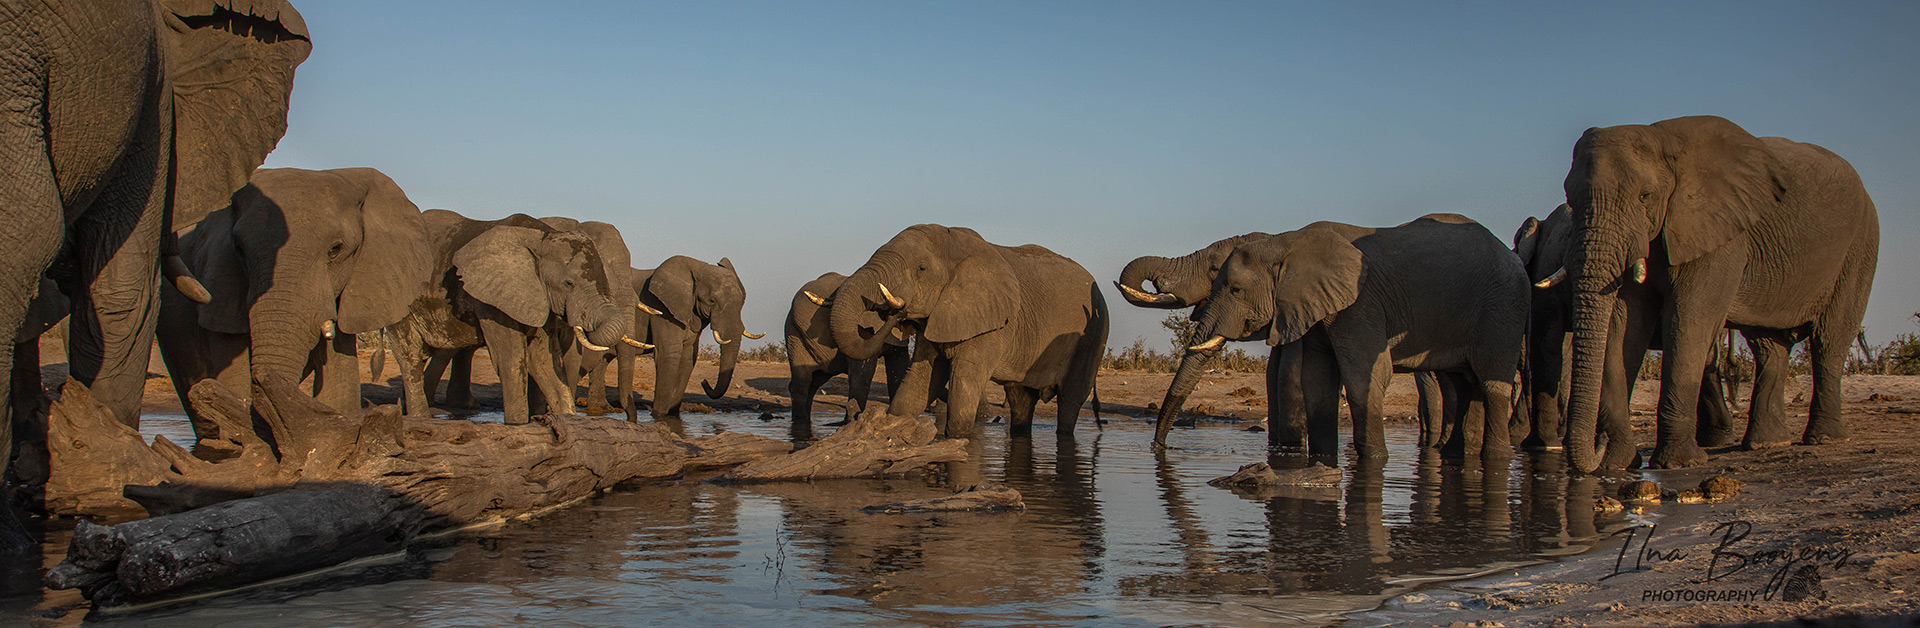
[3,413,1636,627]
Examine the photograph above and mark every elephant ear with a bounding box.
[1267,230,1363,347]
[160,0,311,231]
[1512,216,1541,264]
[645,257,698,327]
[1655,116,1784,266]
[452,226,548,327]
[336,169,430,334]
[924,254,1019,344]
[190,197,253,334]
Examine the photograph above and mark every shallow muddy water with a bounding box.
[4,413,1639,627]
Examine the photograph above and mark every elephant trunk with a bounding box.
[568,285,630,351]
[1154,345,1217,447]
[1563,219,1630,473]
[247,291,327,387]
[830,268,893,361]
[703,335,739,399]
[1116,255,1189,309]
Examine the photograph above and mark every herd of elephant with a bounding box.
[0,0,1884,531]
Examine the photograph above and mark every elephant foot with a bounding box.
[1697,430,1742,449]
[445,396,479,410]
[1741,439,1792,451]
[583,404,618,416]
[1800,433,1851,446]
[1647,443,1709,469]
[1801,423,1851,445]
[504,414,531,426]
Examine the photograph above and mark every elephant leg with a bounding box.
[941,350,994,440]
[649,322,694,418]
[1300,330,1342,458]
[1649,263,1743,469]
[447,348,477,409]
[423,349,450,403]
[618,346,637,421]
[1005,385,1038,438]
[1414,370,1444,450]
[1268,342,1308,450]
[882,345,910,400]
[313,333,361,414]
[1599,298,1655,470]
[1054,334,1103,440]
[479,320,530,425]
[1803,330,1851,445]
[391,325,431,418]
[584,353,617,414]
[1333,340,1392,460]
[561,342,584,407]
[1695,331,1739,448]
[1741,330,1794,448]
[1480,376,1515,461]
[1443,372,1485,460]
[847,358,876,416]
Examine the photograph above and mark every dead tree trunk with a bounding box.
[42,373,789,606]
[722,406,968,482]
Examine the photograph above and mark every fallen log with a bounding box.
[43,373,789,606]
[859,483,1024,514]
[721,406,968,483]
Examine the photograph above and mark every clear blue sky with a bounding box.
[261,1,1920,351]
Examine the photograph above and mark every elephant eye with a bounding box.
[1639,190,1653,201]
[327,242,343,258]
[564,279,575,288]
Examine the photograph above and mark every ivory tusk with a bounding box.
[1629,258,1648,284]
[622,335,653,350]
[1187,335,1226,352]
[743,331,765,339]
[712,329,733,345]
[321,319,336,340]
[1112,281,1180,305]
[636,301,663,316]
[1533,267,1566,289]
[803,291,829,306]
[878,283,905,309]
[162,255,212,304]
[575,326,611,352]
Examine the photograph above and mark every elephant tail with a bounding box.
[366,330,389,382]
[1092,388,1106,427]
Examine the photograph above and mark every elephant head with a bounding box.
[452,226,634,353]
[1512,204,1577,445]
[829,224,1014,361]
[540,218,636,339]
[1559,115,1785,472]
[1114,232,1272,310]
[1155,228,1363,441]
[641,256,756,398]
[185,167,431,387]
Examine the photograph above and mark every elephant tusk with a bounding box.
[1187,335,1226,352]
[743,331,766,339]
[575,326,611,352]
[1113,281,1180,305]
[622,335,653,350]
[161,255,212,304]
[636,301,663,316]
[803,291,830,306]
[1533,267,1566,289]
[712,329,733,345]
[1629,258,1648,284]
[878,283,905,309]
[321,319,336,340]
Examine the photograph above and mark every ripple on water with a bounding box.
[14,412,1630,627]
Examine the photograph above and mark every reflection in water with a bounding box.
[2,415,1628,627]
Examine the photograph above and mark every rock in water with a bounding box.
[1619,480,1662,502]
[859,483,1025,514]
[1208,461,1342,488]
[1700,475,1743,501]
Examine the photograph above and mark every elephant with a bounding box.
[1558,115,1878,472]
[0,0,306,438]
[1161,215,1528,460]
[1512,204,1738,456]
[626,256,762,419]
[386,211,639,425]
[534,217,644,418]
[830,224,1108,440]
[156,168,431,436]
[785,272,910,429]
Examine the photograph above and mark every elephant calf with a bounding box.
[1161,215,1528,460]
[785,272,910,430]
[831,224,1108,440]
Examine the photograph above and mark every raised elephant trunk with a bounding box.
[830,268,895,361]
[1116,255,1187,308]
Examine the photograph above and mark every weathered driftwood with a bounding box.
[859,483,1024,514]
[1208,461,1343,488]
[722,406,968,483]
[42,373,789,605]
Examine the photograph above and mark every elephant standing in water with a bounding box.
[831,224,1108,440]
[157,168,431,434]
[1512,204,1738,456]
[535,218,646,418]
[785,272,910,430]
[1559,116,1878,472]
[626,256,761,419]
[387,211,637,425]
[1160,215,1527,460]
